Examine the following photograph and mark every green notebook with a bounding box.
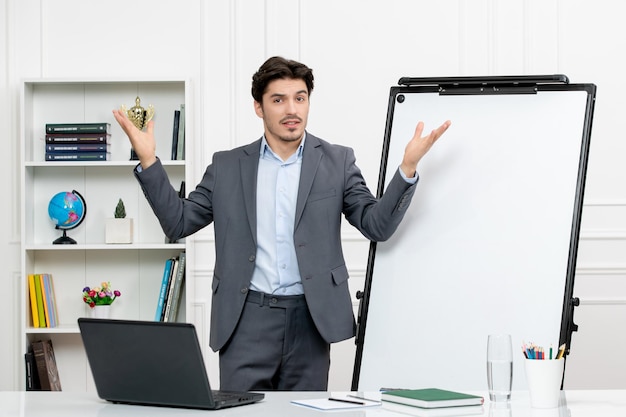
[381,388,484,409]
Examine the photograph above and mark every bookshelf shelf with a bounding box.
[25,325,80,335]
[24,243,186,251]
[24,160,185,168]
[20,78,193,392]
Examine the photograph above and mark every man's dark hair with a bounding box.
[251,56,314,103]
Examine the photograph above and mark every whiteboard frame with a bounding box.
[352,76,596,391]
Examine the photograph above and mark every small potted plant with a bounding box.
[82,281,121,318]
[105,198,133,243]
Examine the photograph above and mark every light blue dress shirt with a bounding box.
[249,135,305,295]
[248,134,417,296]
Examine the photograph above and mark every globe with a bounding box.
[48,190,87,244]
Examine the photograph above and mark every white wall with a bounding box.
[1,0,625,391]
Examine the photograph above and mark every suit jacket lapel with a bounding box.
[295,134,323,229]
[240,139,261,245]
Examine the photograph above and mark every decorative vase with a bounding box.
[91,305,111,319]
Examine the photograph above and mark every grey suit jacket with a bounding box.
[135,132,416,351]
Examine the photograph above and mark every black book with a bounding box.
[46,122,110,134]
[45,133,111,144]
[46,143,110,153]
[24,351,41,390]
[45,151,110,161]
[171,110,180,160]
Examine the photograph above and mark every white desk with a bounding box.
[1,390,625,416]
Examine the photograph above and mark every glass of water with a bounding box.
[487,334,513,402]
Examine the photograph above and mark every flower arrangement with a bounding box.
[82,281,121,308]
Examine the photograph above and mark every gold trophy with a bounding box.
[121,96,155,131]
[120,96,155,160]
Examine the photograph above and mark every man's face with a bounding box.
[254,77,309,145]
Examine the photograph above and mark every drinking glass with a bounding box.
[487,334,513,402]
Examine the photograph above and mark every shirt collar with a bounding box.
[260,132,306,159]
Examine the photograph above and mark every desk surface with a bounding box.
[1,390,625,416]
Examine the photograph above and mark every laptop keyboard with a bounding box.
[212,391,246,402]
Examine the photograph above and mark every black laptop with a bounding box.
[77,318,264,410]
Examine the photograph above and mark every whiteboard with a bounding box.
[354,80,595,392]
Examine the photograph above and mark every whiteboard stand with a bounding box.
[352,75,596,392]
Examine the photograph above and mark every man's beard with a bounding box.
[269,115,304,143]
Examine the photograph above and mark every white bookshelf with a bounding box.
[19,78,193,392]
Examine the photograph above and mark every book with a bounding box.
[31,340,62,391]
[171,109,180,160]
[176,104,185,160]
[155,258,174,321]
[45,133,111,144]
[45,151,110,161]
[46,143,110,153]
[45,122,110,134]
[27,274,40,328]
[33,274,46,327]
[381,388,484,409]
[24,350,41,390]
[38,274,51,328]
[165,251,186,322]
[42,274,57,328]
[162,257,179,320]
[163,258,179,321]
[48,274,60,327]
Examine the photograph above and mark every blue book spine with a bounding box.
[42,274,56,328]
[155,259,173,321]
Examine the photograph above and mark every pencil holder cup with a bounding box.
[524,358,564,408]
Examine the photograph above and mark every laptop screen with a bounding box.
[78,318,217,409]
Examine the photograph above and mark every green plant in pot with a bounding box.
[105,198,133,244]
[114,198,126,218]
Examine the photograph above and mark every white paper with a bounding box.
[291,392,382,410]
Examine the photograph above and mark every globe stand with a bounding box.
[53,229,77,245]
[48,190,86,245]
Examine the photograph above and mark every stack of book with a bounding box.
[27,273,59,328]
[155,251,186,322]
[25,339,62,391]
[45,123,111,161]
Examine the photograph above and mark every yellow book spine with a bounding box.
[27,274,39,328]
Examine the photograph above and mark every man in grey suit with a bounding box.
[113,56,450,391]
